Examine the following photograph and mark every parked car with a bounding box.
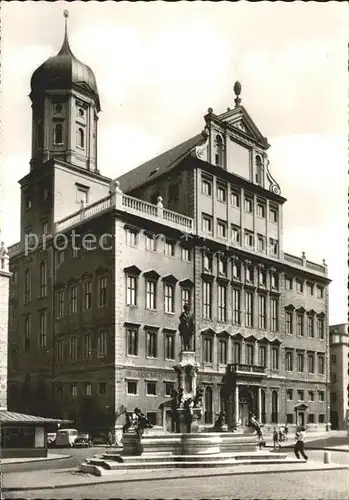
[55,428,79,448]
[47,432,57,447]
[73,433,92,448]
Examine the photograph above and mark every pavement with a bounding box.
[2,430,348,492]
[0,454,71,465]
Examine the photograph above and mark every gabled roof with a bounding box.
[117,133,205,193]
[214,105,269,148]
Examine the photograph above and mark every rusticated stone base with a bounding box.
[122,432,142,456]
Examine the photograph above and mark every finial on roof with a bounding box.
[58,9,73,56]
[207,107,213,115]
[233,81,242,107]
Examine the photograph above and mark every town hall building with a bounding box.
[7,13,331,434]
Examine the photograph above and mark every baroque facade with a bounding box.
[7,16,331,433]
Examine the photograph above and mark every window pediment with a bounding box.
[144,270,160,281]
[270,338,281,345]
[124,322,141,329]
[124,265,142,276]
[231,332,244,340]
[201,272,214,282]
[95,265,109,275]
[162,274,178,284]
[317,311,326,318]
[81,272,93,280]
[144,324,160,331]
[296,306,306,313]
[217,330,230,338]
[201,328,215,337]
[179,278,194,288]
[217,276,229,285]
[285,304,296,311]
[245,335,257,342]
[258,336,269,344]
[307,309,317,316]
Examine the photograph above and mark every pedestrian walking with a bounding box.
[294,426,308,461]
[284,423,289,441]
[273,426,281,449]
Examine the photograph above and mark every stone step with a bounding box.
[80,456,299,476]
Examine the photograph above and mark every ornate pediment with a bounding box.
[162,274,178,284]
[124,265,142,276]
[143,269,160,281]
[179,278,194,288]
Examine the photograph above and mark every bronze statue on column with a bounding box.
[178,304,195,351]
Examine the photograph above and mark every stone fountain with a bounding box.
[80,306,293,475]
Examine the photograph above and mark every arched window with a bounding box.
[54,123,63,144]
[271,390,278,423]
[215,135,224,167]
[204,386,213,424]
[255,155,264,186]
[77,128,84,148]
[261,389,266,423]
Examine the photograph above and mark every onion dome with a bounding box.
[30,11,100,110]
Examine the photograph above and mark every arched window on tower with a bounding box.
[255,155,264,186]
[54,123,63,145]
[77,128,84,148]
[215,135,224,167]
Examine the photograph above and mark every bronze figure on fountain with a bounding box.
[178,303,195,351]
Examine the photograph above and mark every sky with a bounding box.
[0,1,347,324]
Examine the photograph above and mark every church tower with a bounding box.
[29,10,100,173]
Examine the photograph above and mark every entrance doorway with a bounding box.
[239,387,254,426]
[298,412,305,427]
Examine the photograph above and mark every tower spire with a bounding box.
[58,9,73,56]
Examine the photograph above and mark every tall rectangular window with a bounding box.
[24,316,31,352]
[165,334,175,360]
[232,288,241,324]
[270,297,278,332]
[246,344,254,365]
[181,247,191,261]
[296,280,303,293]
[24,268,31,303]
[285,277,293,290]
[244,231,254,248]
[231,226,241,245]
[218,339,227,364]
[296,314,304,336]
[98,276,108,307]
[307,315,315,338]
[258,295,266,329]
[84,281,92,310]
[218,285,227,322]
[286,311,293,334]
[126,276,137,306]
[97,330,108,357]
[69,285,78,314]
[286,351,293,371]
[259,345,267,366]
[181,288,191,310]
[231,190,240,207]
[203,338,213,363]
[203,281,212,319]
[233,342,241,364]
[202,215,213,234]
[244,198,253,213]
[308,354,315,374]
[127,329,138,356]
[317,355,325,375]
[56,290,64,318]
[217,221,227,238]
[217,184,227,202]
[202,179,212,196]
[145,234,156,251]
[39,311,47,348]
[271,347,279,370]
[125,228,137,246]
[56,339,64,364]
[270,206,278,223]
[164,241,175,256]
[297,352,304,373]
[164,284,175,313]
[69,336,77,362]
[39,261,47,298]
[317,286,324,299]
[245,291,253,327]
[147,331,157,358]
[146,280,156,309]
[317,317,324,339]
[84,333,92,359]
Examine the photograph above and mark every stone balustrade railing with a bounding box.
[284,252,327,276]
[227,363,266,375]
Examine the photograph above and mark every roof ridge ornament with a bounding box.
[233,81,242,107]
[265,158,281,195]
